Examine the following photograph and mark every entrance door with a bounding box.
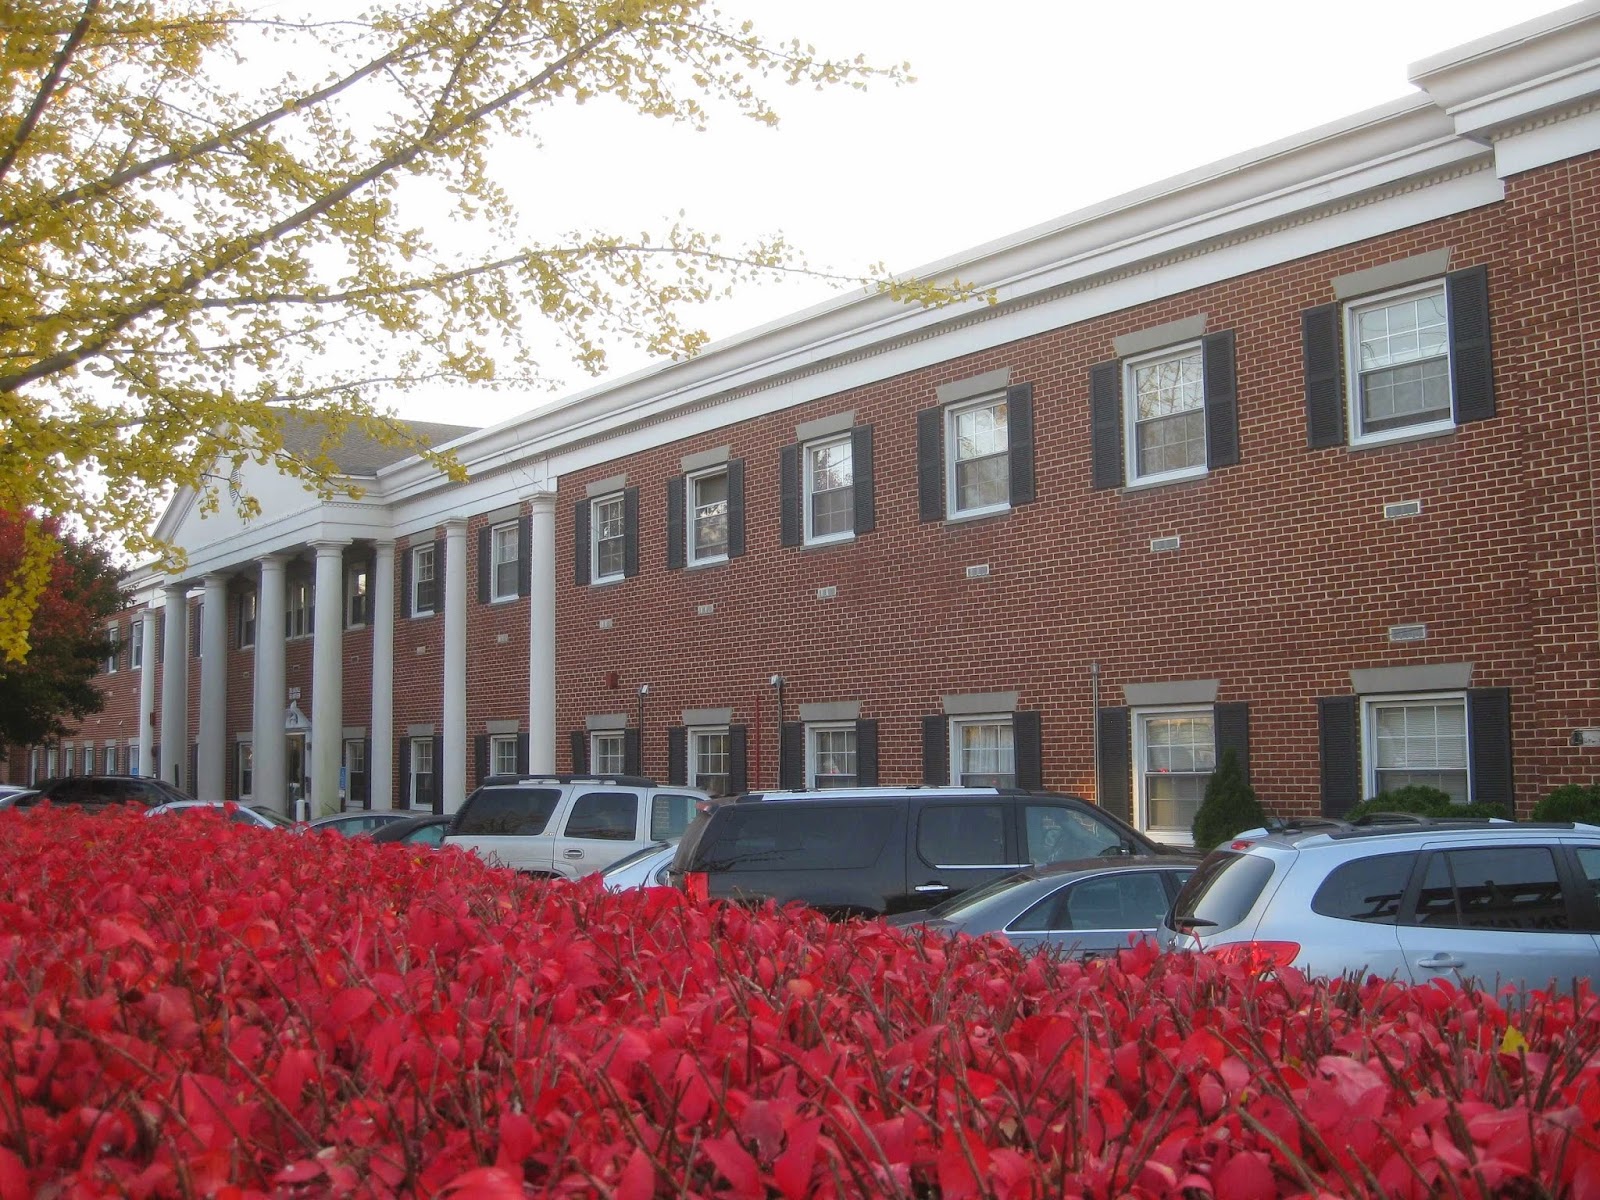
[286,733,309,821]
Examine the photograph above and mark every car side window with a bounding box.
[1013,871,1172,932]
[1577,848,1600,904]
[453,786,562,836]
[1024,804,1125,864]
[565,792,638,841]
[917,804,1007,867]
[1412,847,1569,931]
[650,793,700,842]
[1310,853,1413,924]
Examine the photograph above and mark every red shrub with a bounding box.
[1,806,1597,1198]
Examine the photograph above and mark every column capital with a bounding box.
[201,572,232,590]
[442,515,469,534]
[524,490,558,514]
[371,537,396,552]
[309,538,352,555]
[161,580,187,598]
[256,552,291,569]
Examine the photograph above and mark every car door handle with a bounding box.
[564,848,584,859]
[1416,953,1465,970]
[914,883,951,894]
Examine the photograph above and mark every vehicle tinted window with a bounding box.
[925,872,1029,918]
[1014,871,1172,932]
[565,792,638,840]
[1413,847,1569,932]
[453,787,561,836]
[407,823,448,847]
[1024,804,1127,863]
[651,794,699,842]
[1170,851,1275,933]
[1310,853,1412,924]
[699,805,895,872]
[917,804,1007,866]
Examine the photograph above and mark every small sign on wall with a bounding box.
[1571,728,1600,747]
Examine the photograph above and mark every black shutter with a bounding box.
[1096,707,1131,823]
[666,475,686,569]
[515,732,529,774]
[921,715,949,786]
[917,408,944,521]
[622,487,640,579]
[400,549,413,618]
[570,731,588,774]
[1007,383,1036,505]
[851,425,875,534]
[227,742,234,803]
[1089,361,1124,489]
[187,744,197,797]
[780,722,804,790]
[855,719,879,787]
[474,735,488,786]
[1468,687,1513,811]
[1447,265,1495,424]
[360,738,372,808]
[1214,702,1251,782]
[397,738,410,807]
[573,500,590,586]
[1203,330,1240,469]
[667,727,687,786]
[1303,303,1344,448]
[623,728,640,776]
[431,737,444,814]
[477,527,491,603]
[1318,697,1361,818]
[727,459,746,558]
[728,725,748,795]
[433,539,445,615]
[1014,710,1043,791]
[518,516,532,597]
[779,445,802,547]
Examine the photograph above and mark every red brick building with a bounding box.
[13,7,1600,844]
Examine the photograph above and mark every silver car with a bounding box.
[1159,819,1600,993]
[145,800,299,831]
[888,857,1199,958]
[600,842,677,891]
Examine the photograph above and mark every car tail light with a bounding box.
[1209,941,1300,969]
[684,872,709,904]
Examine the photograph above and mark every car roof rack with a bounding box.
[479,773,658,788]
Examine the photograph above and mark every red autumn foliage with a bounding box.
[2,805,1598,1198]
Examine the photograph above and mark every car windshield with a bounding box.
[601,843,670,877]
[1168,851,1276,933]
[248,807,297,828]
[924,871,1030,918]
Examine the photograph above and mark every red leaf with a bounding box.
[616,1146,655,1200]
[773,1119,821,1200]
[702,1133,763,1200]
[1214,1150,1276,1200]
[439,1166,527,1199]
[0,1148,28,1200]
[332,986,377,1025]
[936,1130,991,1200]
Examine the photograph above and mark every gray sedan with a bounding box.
[888,857,1200,958]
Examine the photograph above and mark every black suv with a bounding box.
[16,776,190,810]
[669,786,1164,918]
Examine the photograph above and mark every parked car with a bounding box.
[13,775,192,810]
[889,856,1200,957]
[600,842,678,891]
[145,800,299,830]
[369,813,455,848]
[668,786,1165,918]
[444,774,711,879]
[0,786,38,810]
[1158,817,1600,994]
[307,811,414,838]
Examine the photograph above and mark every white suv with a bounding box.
[443,774,711,880]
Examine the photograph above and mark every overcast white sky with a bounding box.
[397,0,1566,427]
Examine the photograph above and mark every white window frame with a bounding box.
[409,736,435,807]
[346,565,369,627]
[104,624,120,673]
[590,493,626,585]
[130,625,142,670]
[1360,691,1470,804]
[1132,706,1216,847]
[490,521,520,601]
[686,467,730,567]
[238,592,256,649]
[286,578,313,639]
[45,746,57,779]
[591,731,625,776]
[944,393,1011,520]
[490,733,519,777]
[237,740,254,800]
[64,744,76,776]
[806,722,858,789]
[412,544,437,616]
[1344,280,1454,448]
[948,715,1015,787]
[124,741,137,776]
[802,434,854,546]
[688,727,731,797]
[1123,341,1207,487]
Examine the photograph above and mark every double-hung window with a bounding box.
[130,625,142,669]
[804,436,853,544]
[286,579,313,639]
[1090,331,1237,490]
[346,565,369,627]
[237,741,254,800]
[1133,709,1216,843]
[409,737,436,808]
[412,544,437,616]
[918,383,1034,522]
[948,394,1010,517]
[689,728,730,797]
[808,724,857,789]
[592,732,625,776]
[490,734,519,778]
[950,716,1014,788]
[104,624,120,673]
[1363,693,1468,803]
[1125,343,1206,485]
[1346,283,1452,444]
[688,469,729,565]
[238,592,256,649]
[490,522,519,600]
[592,494,626,584]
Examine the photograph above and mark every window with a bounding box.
[286,578,313,639]
[804,436,853,544]
[104,625,120,673]
[343,739,366,805]
[238,592,256,649]
[947,394,1010,517]
[1125,343,1206,485]
[917,804,1008,867]
[490,734,518,778]
[688,468,729,565]
[1311,854,1411,924]
[409,737,435,809]
[808,724,857,789]
[1023,803,1129,863]
[650,794,700,842]
[1013,872,1173,932]
[64,745,76,776]
[124,742,137,776]
[592,732,625,776]
[490,522,519,600]
[592,494,626,583]
[702,805,895,872]
[1414,847,1567,931]
[192,601,203,657]
[1362,694,1468,803]
[130,625,142,670]
[1134,710,1216,842]
[347,565,369,627]
[1346,282,1451,444]
[412,545,437,616]
[237,741,254,800]
[564,792,638,840]
[690,728,730,797]
[950,717,1014,787]
[454,786,561,836]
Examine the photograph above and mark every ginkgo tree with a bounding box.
[0,0,963,662]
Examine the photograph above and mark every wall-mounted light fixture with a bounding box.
[636,683,650,775]
[769,675,785,788]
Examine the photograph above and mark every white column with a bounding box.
[442,517,468,812]
[370,540,395,809]
[137,607,158,777]
[310,540,349,817]
[158,584,189,790]
[252,555,288,815]
[197,574,230,798]
[526,492,557,773]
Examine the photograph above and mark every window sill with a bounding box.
[800,534,856,552]
[1122,469,1208,494]
[943,505,1012,527]
[686,556,729,571]
[1347,423,1456,452]
[488,594,520,605]
[588,576,625,588]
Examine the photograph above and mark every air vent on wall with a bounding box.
[597,618,614,630]
[816,585,838,600]
[1384,500,1422,519]
[966,564,990,579]
[696,603,715,617]
[1150,535,1181,553]
[1389,623,1427,643]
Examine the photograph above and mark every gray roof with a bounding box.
[277,413,478,476]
